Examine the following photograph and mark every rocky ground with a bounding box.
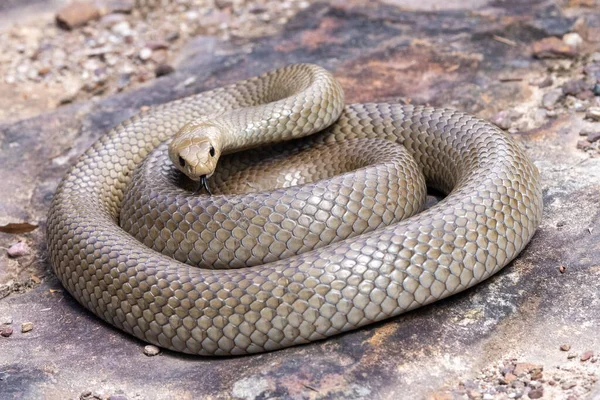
[0,0,315,122]
[1,0,600,399]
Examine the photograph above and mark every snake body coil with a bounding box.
[47,64,543,355]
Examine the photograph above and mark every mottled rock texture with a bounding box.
[1,0,600,399]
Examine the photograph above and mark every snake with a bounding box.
[47,64,543,355]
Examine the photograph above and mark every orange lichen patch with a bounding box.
[532,37,577,59]
[359,323,426,369]
[567,0,596,7]
[364,323,399,348]
[300,17,344,50]
[336,47,480,103]
[480,93,492,105]
[274,17,343,52]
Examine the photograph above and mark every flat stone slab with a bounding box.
[1,1,600,399]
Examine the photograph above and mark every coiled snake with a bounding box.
[47,64,543,355]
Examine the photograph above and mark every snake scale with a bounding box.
[47,64,543,355]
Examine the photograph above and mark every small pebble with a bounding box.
[183,76,196,87]
[588,132,600,143]
[559,265,566,274]
[512,381,526,390]
[584,63,600,78]
[150,49,168,64]
[21,322,33,333]
[56,1,101,30]
[504,373,517,384]
[581,350,594,361]
[562,79,588,96]
[542,89,564,110]
[106,0,134,14]
[215,0,233,9]
[59,90,79,105]
[116,73,132,90]
[514,363,542,377]
[165,31,180,42]
[560,344,571,351]
[537,76,553,88]
[561,381,576,390]
[38,66,51,76]
[531,369,543,381]
[565,96,587,112]
[586,107,600,121]
[139,48,152,61]
[112,21,133,37]
[155,64,175,77]
[528,388,543,399]
[146,41,170,51]
[185,10,199,20]
[27,68,39,80]
[593,84,600,96]
[567,352,578,359]
[249,4,268,14]
[143,345,160,356]
[577,140,591,150]
[80,391,102,400]
[492,109,523,130]
[563,32,583,49]
[7,242,30,258]
[0,327,13,337]
[529,380,542,388]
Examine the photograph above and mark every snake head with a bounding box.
[169,121,223,181]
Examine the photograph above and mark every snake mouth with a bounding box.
[197,175,211,195]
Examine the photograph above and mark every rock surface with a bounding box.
[1,0,600,399]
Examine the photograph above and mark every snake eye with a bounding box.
[178,156,186,167]
[209,146,215,157]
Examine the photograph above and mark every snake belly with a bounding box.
[47,64,543,355]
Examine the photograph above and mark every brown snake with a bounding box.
[47,64,543,355]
